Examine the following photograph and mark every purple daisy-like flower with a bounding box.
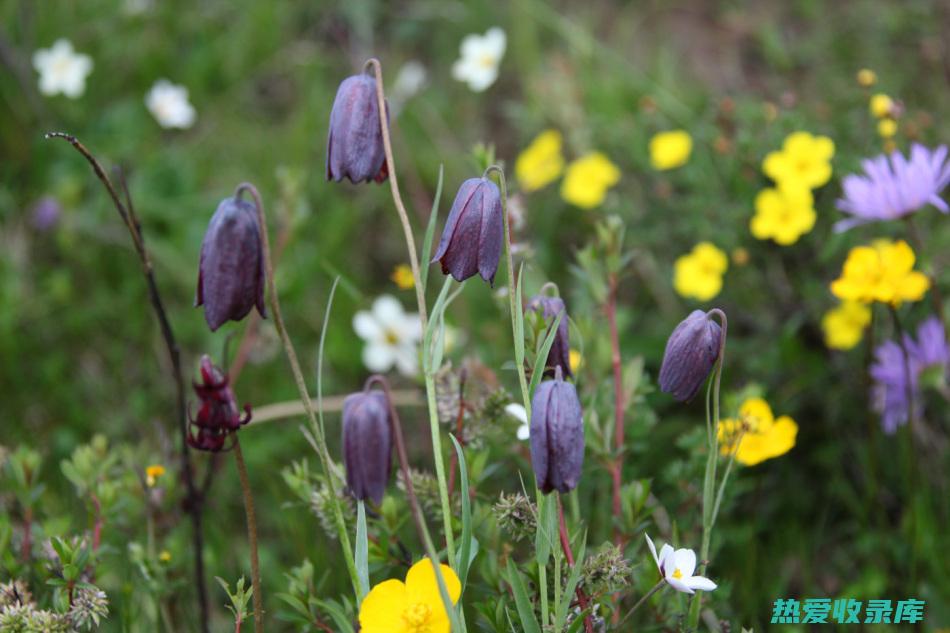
[834,144,950,232]
[870,316,948,433]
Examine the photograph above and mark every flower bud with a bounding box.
[530,367,585,494]
[526,294,572,378]
[188,355,252,452]
[196,195,266,332]
[342,389,393,505]
[658,310,723,402]
[431,177,504,284]
[326,73,388,184]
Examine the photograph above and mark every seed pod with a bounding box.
[326,73,388,184]
[658,310,723,402]
[188,355,252,452]
[431,177,504,284]
[530,367,585,494]
[342,390,393,505]
[526,294,572,378]
[196,195,266,332]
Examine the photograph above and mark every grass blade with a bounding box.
[420,164,444,293]
[506,564,542,633]
[450,434,475,588]
[355,500,369,603]
[528,311,564,398]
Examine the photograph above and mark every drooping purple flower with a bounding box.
[870,316,949,433]
[526,294,572,378]
[835,144,950,231]
[431,177,504,284]
[659,310,723,402]
[196,194,266,332]
[326,73,388,184]
[188,355,252,452]
[530,366,585,494]
[342,389,393,505]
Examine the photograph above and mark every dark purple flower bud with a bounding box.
[342,389,393,505]
[326,73,388,184]
[196,195,266,332]
[188,355,252,452]
[658,310,723,402]
[530,367,585,494]
[31,196,62,232]
[431,177,504,284]
[526,295,572,378]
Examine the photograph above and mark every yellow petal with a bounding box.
[359,579,408,633]
[405,559,462,610]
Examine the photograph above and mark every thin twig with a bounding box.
[45,132,209,633]
[233,438,263,633]
[556,496,594,633]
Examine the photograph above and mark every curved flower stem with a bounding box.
[556,496,594,633]
[688,308,727,630]
[45,132,210,633]
[236,182,361,599]
[619,580,666,627]
[366,376,464,630]
[232,437,262,633]
[366,57,456,563]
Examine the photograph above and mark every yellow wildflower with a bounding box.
[869,93,893,118]
[390,264,415,290]
[749,187,816,245]
[762,131,835,190]
[877,118,898,138]
[569,349,582,374]
[146,464,166,488]
[856,68,877,87]
[830,239,930,305]
[673,242,728,301]
[515,130,564,192]
[718,398,798,466]
[560,152,621,209]
[359,559,461,633]
[649,130,693,171]
[159,550,172,563]
[821,301,872,350]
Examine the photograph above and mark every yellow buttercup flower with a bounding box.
[649,130,693,171]
[159,550,172,563]
[673,242,728,301]
[749,187,816,245]
[515,130,564,192]
[390,264,415,290]
[877,118,898,138]
[718,398,798,466]
[569,349,582,374]
[821,301,872,350]
[146,464,166,488]
[359,559,461,633]
[830,239,930,306]
[762,131,835,190]
[560,152,621,209]
[869,93,893,118]
[856,68,877,87]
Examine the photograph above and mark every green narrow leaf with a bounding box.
[423,276,453,373]
[355,500,370,603]
[534,493,555,566]
[528,311,564,398]
[513,263,526,366]
[506,564,542,633]
[316,276,340,440]
[420,164,444,293]
[450,435,475,588]
[314,599,356,633]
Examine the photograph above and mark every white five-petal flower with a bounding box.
[645,534,718,594]
[145,79,196,129]
[32,39,93,98]
[451,27,506,92]
[506,403,529,440]
[353,295,422,377]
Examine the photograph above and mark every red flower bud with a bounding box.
[187,355,251,452]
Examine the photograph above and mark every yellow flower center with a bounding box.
[478,53,496,68]
[402,602,433,630]
[384,329,400,345]
[672,568,683,579]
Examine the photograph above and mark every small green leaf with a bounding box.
[420,164,444,293]
[450,435,475,588]
[506,564,542,633]
[355,500,370,603]
[528,310,564,398]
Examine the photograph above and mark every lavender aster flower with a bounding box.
[870,316,949,433]
[835,144,950,231]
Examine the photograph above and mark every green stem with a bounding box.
[619,581,666,626]
[233,438,263,633]
[238,183,361,599]
[688,309,727,630]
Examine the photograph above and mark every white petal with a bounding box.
[516,423,530,441]
[353,311,382,342]
[394,312,423,342]
[685,576,717,592]
[459,33,485,59]
[393,345,419,377]
[483,27,507,57]
[505,403,527,424]
[657,544,674,575]
[644,534,660,570]
[362,343,395,372]
[666,576,694,594]
[673,548,697,578]
[372,295,405,326]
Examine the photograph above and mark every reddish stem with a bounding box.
[606,274,625,544]
[557,496,594,633]
[20,508,32,563]
[91,493,103,553]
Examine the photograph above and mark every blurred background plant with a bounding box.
[2,0,950,630]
